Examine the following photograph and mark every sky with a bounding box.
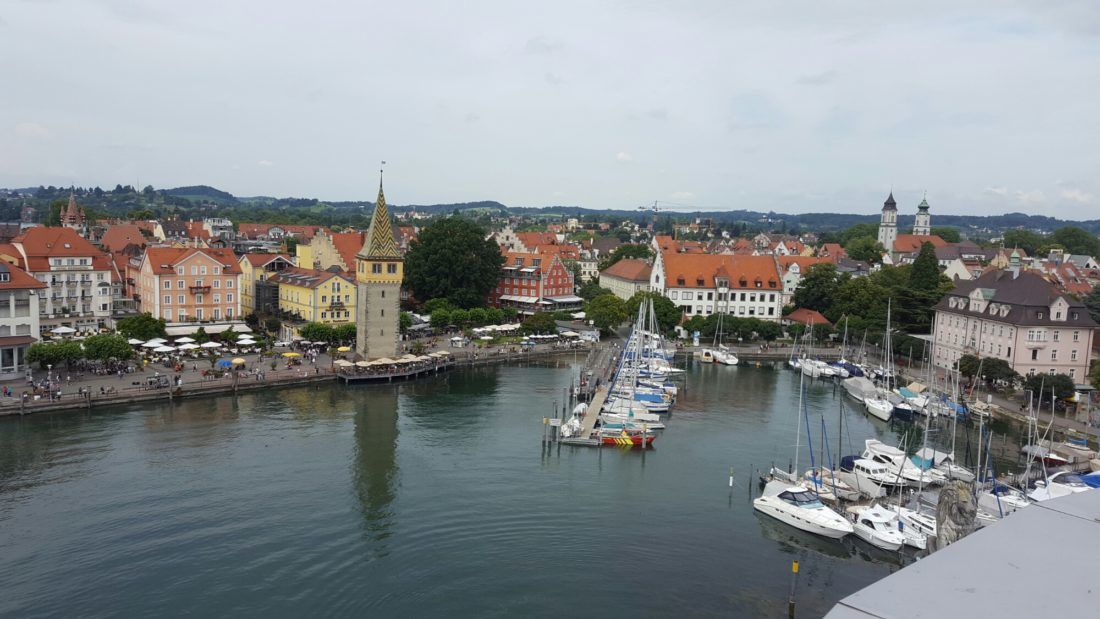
[2,0,1100,218]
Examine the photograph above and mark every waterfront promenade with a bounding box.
[0,342,595,417]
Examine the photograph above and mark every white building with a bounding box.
[649,251,783,320]
[599,259,651,300]
[877,192,898,250]
[12,227,115,335]
[0,262,45,379]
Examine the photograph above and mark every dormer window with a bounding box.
[1037,311,1044,319]
[1072,311,1079,320]
[696,278,704,286]
[676,277,685,286]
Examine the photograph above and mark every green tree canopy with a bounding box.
[930,227,961,243]
[1001,229,1043,256]
[909,242,942,291]
[1084,285,1100,324]
[578,279,613,301]
[299,322,335,342]
[82,334,133,361]
[334,323,356,342]
[399,312,413,333]
[586,294,627,334]
[1024,372,1076,402]
[597,244,652,271]
[522,312,557,334]
[403,217,505,308]
[845,236,885,263]
[793,263,845,313]
[116,312,168,341]
[1046,226,1100,257]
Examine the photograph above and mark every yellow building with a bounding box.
[270,267,357,334]
[237,253,295,315]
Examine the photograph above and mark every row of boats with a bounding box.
[757,327,1099,552]
[562,299,683,446]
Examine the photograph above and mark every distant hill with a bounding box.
[165,185,238,204]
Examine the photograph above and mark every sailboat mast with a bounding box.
[793,368,806,473]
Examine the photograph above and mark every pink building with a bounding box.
[137,248,242,322]
[932,269,1097,382]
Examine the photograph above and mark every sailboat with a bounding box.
[754,371,853,539]
[864,300,895,422]
[696,312,738,365]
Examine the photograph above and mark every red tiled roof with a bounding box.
[12,227,113,272]
[662,252,780,290]
[600,258,651,282]
[515,231,559,249]
[0,262,46,290]
[776,255,829,273]
[143,247,243,275]
[185,221,210,240]
[893,234,946,253]
[0,243,24,267]
[330,232,366,270]
[100,224,146,252]
[784,308,832,328]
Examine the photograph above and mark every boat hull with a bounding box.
[752,499,852,539]
[600,434,656,447]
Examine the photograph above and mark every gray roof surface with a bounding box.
[826,489,1100,618]
[933,269,1097,328]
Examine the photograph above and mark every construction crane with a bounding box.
[637,201,664,229]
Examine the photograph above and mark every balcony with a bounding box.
[189,285,212,294]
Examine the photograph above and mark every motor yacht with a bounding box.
[753,480,854,539]
[847,504,905,551]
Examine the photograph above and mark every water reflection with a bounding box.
[352,387,399,554]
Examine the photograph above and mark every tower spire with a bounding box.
[358,164,401,260]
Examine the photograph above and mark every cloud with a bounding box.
[615,151,633,163]
[524,35,563,55]
[257,160,275,167]
[670,191,695,201]
[464,112,480,123]
[647,108,668,121]
[727,93,784,130]
[983,187,1009,197]
[1059,188,1094,204]
[1013,189,1046,205]
[796,70,839,86]
[14,122,50,139]
[544,72,563,86]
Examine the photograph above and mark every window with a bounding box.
[1072,311,1079,320]
[190,266,198,275]
[164,295,171,305]
[177,267,184,275]
[200,266,207,275]
[226,280,233,289]
[321,295,327,303]
[226,308,233,318]
[387,263,397,274]
[372,264,382,274]
[214,267,221,275]
[1071,350,1078,361]
[227,293,233,302]
[1037,311,1044,319]
[163,280,170,289]
[213,294,220,303]
[214,280,220,288]
[1031,349,1038,360]
[1073,331,1080,342]
[682,292,694,301]
[670,291,678,300]
[164,310,171,320]
[1051,350,1058,361]
[178,309,186,320]
[178,280,185,289]
[213,308,221,319]
[321,312,327,319]
[97,273,104,281]
[178,295,184,304]
[1053,331,1060,342]
[707,292,713,301]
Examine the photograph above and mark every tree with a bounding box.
[908,242,942,291]
[522,312,557,334]
[1046,226,1100,257]
[116,312,168,341]
[467,307,489,326]
[793,263,844,313]
[82,334,133,361]
[264,317,282,335]
[403,217,505,308]
[958,354,981,382]
[333,323,356,342]
[399,312,413,333]
[930,227,961,243]
[430,309,451,329]
[586,294,627,334]
[1086,285,1100,325]
[597,244,651,271]
[845,236,885,263]
[299,322,335,343]
[578,279,613,301]
[1024,372,1076,403]
[755,320,783,341]
[624,292,681,333]
[836,223,880,246]
[1001,229,1043,256]
[194,326,209,344]
[421,298,456,314]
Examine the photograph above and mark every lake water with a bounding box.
[0,362,991,617]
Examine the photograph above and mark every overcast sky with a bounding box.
[3,1,1099,218]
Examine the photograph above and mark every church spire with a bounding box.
[358,165,401,260]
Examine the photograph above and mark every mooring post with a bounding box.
[788,560,800,618]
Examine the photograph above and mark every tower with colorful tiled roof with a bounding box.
[913,195,932,236]
[354,172,402,359]
[877,192,898,252]
[61,191,87,235]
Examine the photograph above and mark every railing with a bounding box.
[189,285,211,293]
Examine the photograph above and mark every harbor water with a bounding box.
[0,362,1005,617]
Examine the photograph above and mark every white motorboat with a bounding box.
[864,393,894,421]
[847,504,905,551]
[803,468,861,502]
[863,439,942,486]
[842,377,876,403]
[696,347,737,365]
[836,456,898,498]
[1028,471,1093,502]
[753,480,853,539]
[896,506,935,550]
[912,447,975,483]
[977,484,1030,517]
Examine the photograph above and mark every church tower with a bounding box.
[355,171,403,359]
[913,195,931,236]
[877,192,898,251]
